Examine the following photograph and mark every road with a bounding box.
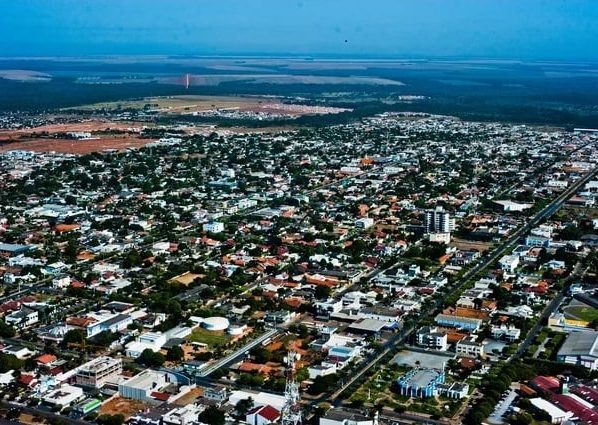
[197,327,279,377]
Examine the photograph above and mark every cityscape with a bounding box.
[0,2,598,425]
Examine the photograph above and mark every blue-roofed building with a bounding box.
[434,313,482,331]
[396,368,445,398]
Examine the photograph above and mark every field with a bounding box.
[0,136,155,154]
[66,95,266,113]
[564,305,598,322]
[66,94,350,117]
[188,327,230,347]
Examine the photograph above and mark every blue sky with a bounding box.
[1,0,597,59]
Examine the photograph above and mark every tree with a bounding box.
[250,346,272,364]
[96,414,125,425]
[61,329,86,346]
[0,353,22,373]
[198,406,225,425]
[0,320,16,338]
[136,349,165,368]
[166,345,184,362]
[314,285,332,300]
[235,397,254,418]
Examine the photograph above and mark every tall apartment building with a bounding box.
[424,206,455,234]
[75,356,122,388]
[416,326,448,351]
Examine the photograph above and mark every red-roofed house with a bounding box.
[246,405,281,425]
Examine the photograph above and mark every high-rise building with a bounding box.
[424,206,455,234]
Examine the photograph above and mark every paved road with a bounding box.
[198,327,279,377]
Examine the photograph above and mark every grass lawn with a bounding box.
[565,306,598,322]
[188,328,230,347]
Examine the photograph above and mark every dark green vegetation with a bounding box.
[2,58,598,127]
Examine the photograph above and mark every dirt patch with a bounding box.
[99,396,151,419]
[449,237,492,253]
[170,272,202,286]
[0,136,156,154]
[172,387,204,406]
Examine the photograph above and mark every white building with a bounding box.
[424,206,455,234]
[530,398,573,424]
[355,218,374,230]
[498,254,520,273]
[42,385,84,409]
[5,307,39,329]
[416,326,448,351]
[455,337,485,358]
[75,356,122,388]
[203,221,225,233]
[125,331,167,358]
[118,369,170,401]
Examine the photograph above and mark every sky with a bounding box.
[1,0,597,60]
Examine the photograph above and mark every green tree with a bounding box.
[96,414,125,425]
[198,406,225,425]
[136,349,165,368]
[166,345,184,362]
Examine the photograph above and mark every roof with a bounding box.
[557,330,598,358]
[348,318,386,333]
[530,398,570,420]
[248,405,280,422]
[322,409,371,423]
[36,354,57,364]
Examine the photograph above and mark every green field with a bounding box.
[188,327,230,347]
[565,306,598,322]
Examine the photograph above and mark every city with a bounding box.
[1,2,598,425]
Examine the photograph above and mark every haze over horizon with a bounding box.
[1,0,598,61]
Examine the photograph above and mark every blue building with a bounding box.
[397,368,445,398]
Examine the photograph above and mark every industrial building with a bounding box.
[556,330,598,371]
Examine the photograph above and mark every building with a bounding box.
[5,306,39,329]
[434,314,482,331]
[455,337,485,358]
[416,326,448,351]
[491,325,521,342]
[162,405,205,425]
[556,330,598,370]
[75,356,122,388]
[246,405,280,425]
[125,331,167,358]
[424,207,455,234]
[530,398,573,424]
[42,385,84,410]
[437,382,469,399]
[320,409,374,425]
[498,254,520,273]
[396,368,445,398]
[118,369,171,402]
[354,218,374,230]
[203,221,225,233]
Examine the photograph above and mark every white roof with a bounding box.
[229,390,286,411]
[530,398,572,420]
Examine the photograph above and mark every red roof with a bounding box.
[150,391,170,401]
[571,385,598,406]
[36,354,57,364]
[248,405,280,422]
[551,393,598,424]
[18,374,36,386]
[529,375,560,393]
